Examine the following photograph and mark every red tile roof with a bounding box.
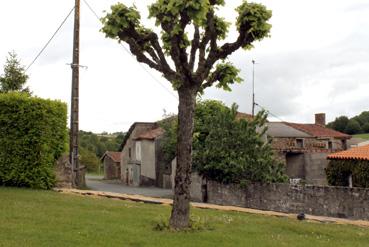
[135,127,164,140]
[284,122,350,139]
[101,151,122,163]
[236,112,254,121]
[327,145,369,161]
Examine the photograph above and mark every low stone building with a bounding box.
[101,151,122,180]
[267,113,351,185]
[120,122,173,188]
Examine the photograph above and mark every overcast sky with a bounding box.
[1,0,368,133]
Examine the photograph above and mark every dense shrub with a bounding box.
[326,159,369,188]
[161,100,288,185]
[0,93,67,189]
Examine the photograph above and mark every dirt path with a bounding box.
[55,188,369,228]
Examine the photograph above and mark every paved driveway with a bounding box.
[86,175,173,198]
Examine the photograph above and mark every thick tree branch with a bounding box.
[195,9,217,82]
[202,68,220,89]
[197,23,253,84]
[189,25,200,71]
[119,28,178,82]
[124,37,161,71]
[149,33,173,74]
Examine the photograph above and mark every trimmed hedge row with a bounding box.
[326,159,369,188]
[0,93,67,189]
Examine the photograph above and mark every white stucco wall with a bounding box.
[140,140,156,180]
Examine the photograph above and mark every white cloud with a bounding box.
[0,0,368,132]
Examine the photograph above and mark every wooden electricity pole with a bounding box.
[70,0,80,187]
[252,60,255,117]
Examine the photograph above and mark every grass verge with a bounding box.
[353,133,369,140]
[0,187,368,247]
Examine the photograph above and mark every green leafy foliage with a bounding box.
[236,1,272,49]
[326,160,369,188]
[79,131,124,158]
[79,147,101,173]
[0,51,30,94]
[344,119,362,135]
[101,4,141,39]
[214,62,242,91]
[327,116,349,133]
[149,0,211,26]
[213,16,230,40]
[0,93,67,189]
[79,131,124,173]
[328,111,369,135]
[362,123,369,133]
[161,100,288,184]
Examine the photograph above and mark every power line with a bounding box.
[26,6,75,72]
[82,0,178,100]
[254,102,286,122]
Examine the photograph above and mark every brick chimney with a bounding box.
[315,113,326,126]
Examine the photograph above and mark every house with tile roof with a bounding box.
[267,113,351,185]
[326,145,369,188]
[101,151,122,180]
[327,144,369,161]
[119,122,173,188]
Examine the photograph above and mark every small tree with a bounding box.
[0,51,30,94]
[102,1,272,229]
[161,100,287,185]
[345,119,362,135]
[327,116,349,133]
[362,123,369,134]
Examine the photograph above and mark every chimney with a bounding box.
[315,113,326,126]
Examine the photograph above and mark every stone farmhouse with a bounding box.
[101,151,122,180]
[119,122,174,189]
[267,113,351,185]
[117,113,350,188]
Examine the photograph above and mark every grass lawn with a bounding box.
[0,188,368,247]
[353,133,369,140]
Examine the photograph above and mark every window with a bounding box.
[296,139,304,148]
[328,141,333,150]
[342,140,347,150]
[135,141,142,161]
[129,148,131,159]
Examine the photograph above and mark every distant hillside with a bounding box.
[78,130,125,172]
[328,111,369,135]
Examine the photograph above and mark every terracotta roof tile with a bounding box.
[135,127,164,140]
[284,122,350,139]
[236,112,254,121]
[101,151,122,163]
[327,145,369,161]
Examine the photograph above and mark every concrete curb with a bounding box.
[54,188,369,228]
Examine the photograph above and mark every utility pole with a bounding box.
[70,0,80,188]
[252,60,256,117]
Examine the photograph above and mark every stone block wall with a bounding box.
[191,173,369,220]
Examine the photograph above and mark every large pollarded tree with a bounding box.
[102,0,272,229]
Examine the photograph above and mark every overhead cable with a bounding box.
[26,6,75,71]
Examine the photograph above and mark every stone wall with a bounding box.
[55,155,86,188]
[271,137,345,153]
[104,156,120,180]
[191,173,369,220]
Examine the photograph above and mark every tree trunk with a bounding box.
[169,86,197,229]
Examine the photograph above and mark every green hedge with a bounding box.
[0,93,67,189]
[326,159,369,188]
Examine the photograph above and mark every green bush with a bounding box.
[0,93,67,189]
[160,100,288,185]
[326,159,369,188]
